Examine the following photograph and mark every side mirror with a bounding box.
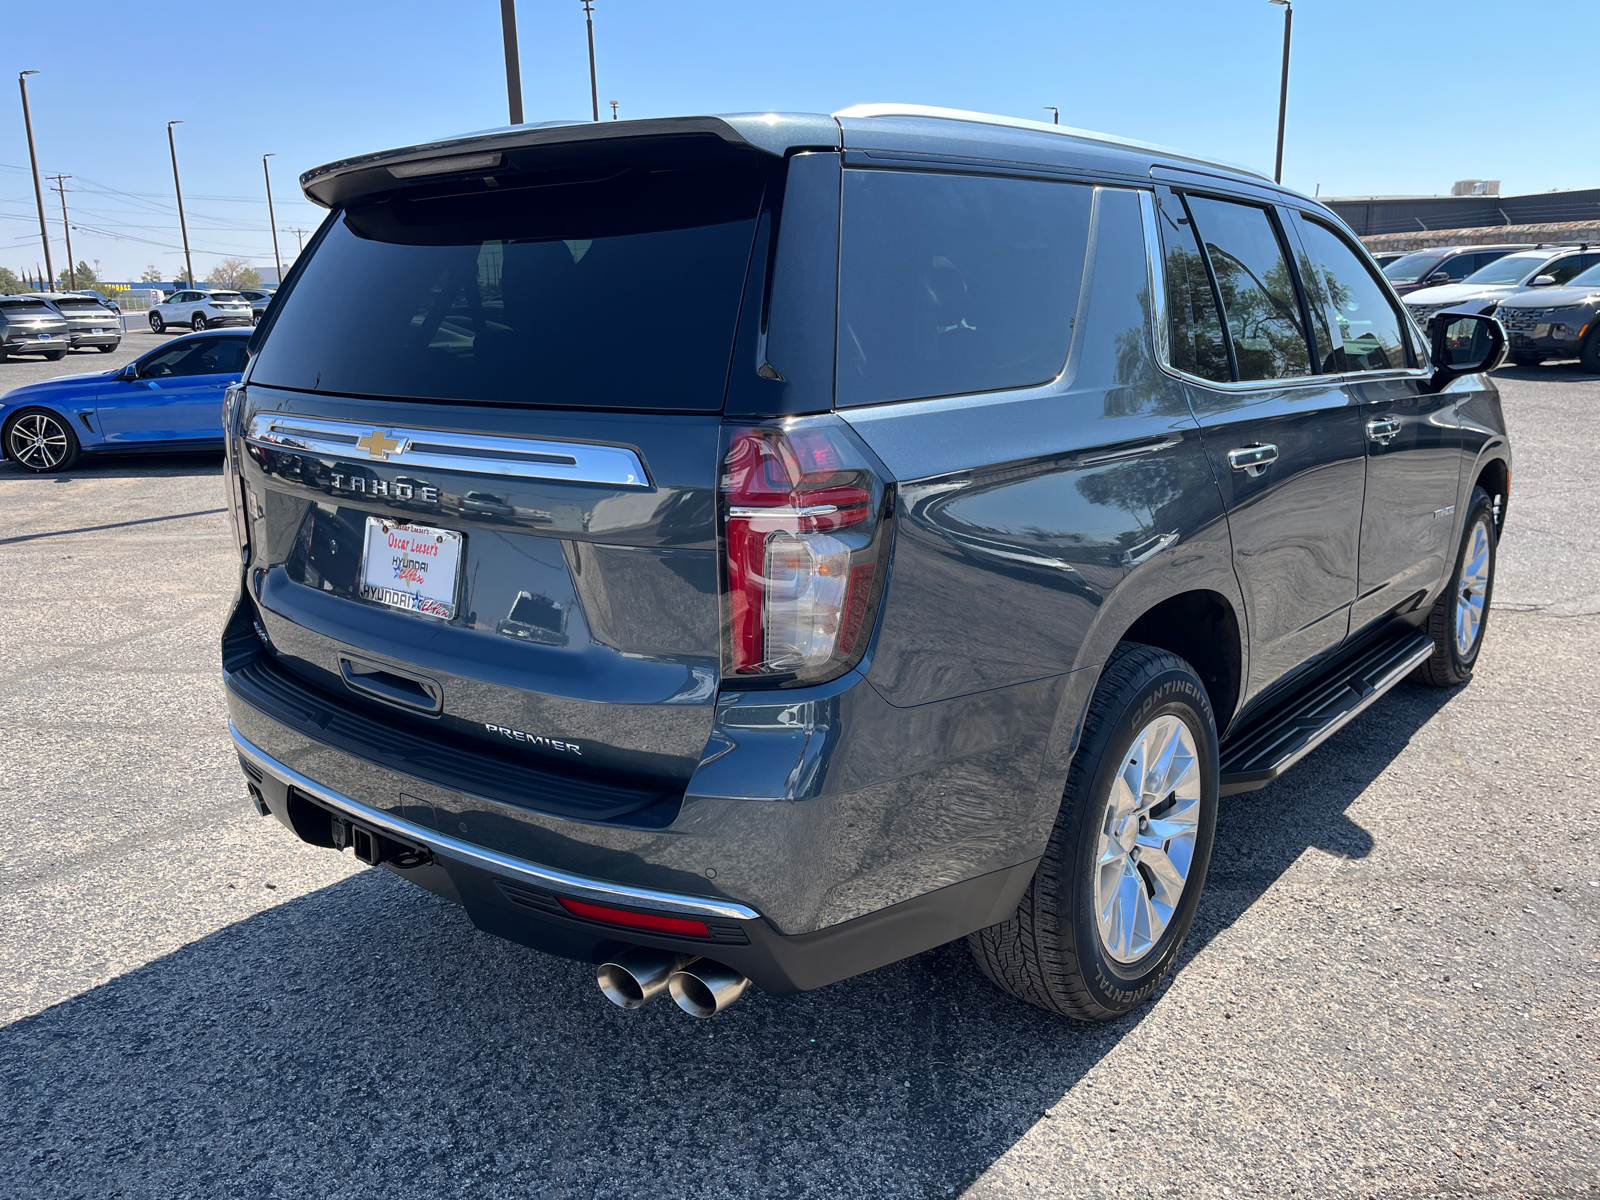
[1429,312,1506,387]
[1527,274,1557,288]
[1426,270,1452,284]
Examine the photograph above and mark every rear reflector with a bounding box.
[557,897,711,939]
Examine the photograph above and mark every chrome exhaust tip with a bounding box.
[597,949,697,1010]
[667,960,750,1018]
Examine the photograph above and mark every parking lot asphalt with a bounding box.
[1,363,1597,1199]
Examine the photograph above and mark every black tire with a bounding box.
[1413,486,1496,687]
[3,407,82,473]
[1580,328,1600,374]
[1509,353,1542,367]
[192,313,207,332]
[967,643,1219,1020]
[149,313,165,334]
[43,350,65,361]
[97,343,118,353]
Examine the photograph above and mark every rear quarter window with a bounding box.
[835,169,1092,407]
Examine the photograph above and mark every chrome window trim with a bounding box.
[1139,190,1433,392]
[245,413,651,487]
[230,722,762,922]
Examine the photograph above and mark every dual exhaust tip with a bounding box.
[597,948,750,1018]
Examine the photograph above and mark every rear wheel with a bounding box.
[191,313,207,332]
[967,643,1218,1020]
[1509,353,1542,367]
[149,313,165,334]
[1414,486,1496,687]
[97,343,118,353]
[43,349,65,361]
[4,407,81,473]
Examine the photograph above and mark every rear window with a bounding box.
[251,162,767,410]
[835,169,1091,407]
[53,297,113,310]
[0,300,54,316]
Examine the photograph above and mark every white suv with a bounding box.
[149,289,256,334]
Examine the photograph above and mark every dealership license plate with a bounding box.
[359,518,463,620]
[36,333,51,341]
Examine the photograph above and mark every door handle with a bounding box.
[1226,443,1278,478]
[1366,416,1402,446]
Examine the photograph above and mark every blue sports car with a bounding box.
[1,330,250,473]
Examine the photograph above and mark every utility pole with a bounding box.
[289,228,308,256]
[262,153,283,283]
[167,121,194,285]
[583,1,599,122]
[48,174,74,290]
[1269,0,1293,184]
[609,100,619,121]
[500,0,524,125]
[1043,106,1059,125]
[18,72,54,287]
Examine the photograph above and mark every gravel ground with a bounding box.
[0,363,1596,1199]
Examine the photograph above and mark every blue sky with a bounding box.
[7,0,1597,281]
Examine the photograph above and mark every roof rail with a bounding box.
[833,103,1269,182]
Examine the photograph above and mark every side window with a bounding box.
[835,169,1092,407]
[142,339,217,378]
[1182,195,1311,382]
[1297,220,1410,373]
[1158,194,1230,382]
[1443,254,1477,279]
[1546,255,1599,285]
[211,340,250,374]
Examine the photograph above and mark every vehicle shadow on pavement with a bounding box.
[0,452,222,482]
[0,683,1455,1199]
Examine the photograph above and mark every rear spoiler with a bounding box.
[298,113,840,208]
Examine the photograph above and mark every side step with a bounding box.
[1219,625,1434,795]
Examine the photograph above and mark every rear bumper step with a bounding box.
[1219,624,1434,795]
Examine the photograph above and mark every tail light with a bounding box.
[719,416,893,687]
[222,384,250,560]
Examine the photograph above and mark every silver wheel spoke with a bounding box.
[1094,711,1203,964]
[1453,521,1493,655]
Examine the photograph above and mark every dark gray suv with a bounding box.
[222,106,1512,1022]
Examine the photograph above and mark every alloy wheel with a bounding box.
[7,412,71,471]
[1094,713,1202,963]
[192,314,207,331]
[1454,519,1492,656]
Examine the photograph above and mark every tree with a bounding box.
[57,260,97,289]
[0,267,27,295]
[139,265,164,283]
[206,257,262,289]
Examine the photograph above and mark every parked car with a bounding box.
[149,288,256,333]
[222,106,1511,1023]
[1370,250,1409,268]
[1493,261,1600,368]
[1381,244,1532,296]
[0,330,249,472]
[238,287,276,322]
[38,291,123,353]
[0,294,72,361]
[1404,245,1600,332]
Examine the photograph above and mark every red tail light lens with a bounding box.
[721,417,892,686]
[557,897,711,939]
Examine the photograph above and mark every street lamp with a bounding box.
[1269,0,1293,185]
[167,121,194,286]
[1043,106,1059,125]
[500,0,524,125]
[582,0,600,122]
[18,71,54,287]
[263,153,283,284]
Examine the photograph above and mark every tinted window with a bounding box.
[141,339,222,378]
[836,169,1091,406]
[1565,263,1600,288]
[1183,195,1310,381]
[1546,254,1600,285]
[0,300,55,316]
[1158,193,1229,382]
[250,162,766,410]
[1440,254,1478,279]
[1383,251,1447,283]
[1298,219,1409,373]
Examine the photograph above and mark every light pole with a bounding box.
[167,121,194,286]
[609,100,619,121]
[263,153,283,283]
[18,71,54,287]
[582,1,599,123]
[1269,0,1292,184]
[1043,106,1059,125]
[500,0,524,125]
[49,174,73,290]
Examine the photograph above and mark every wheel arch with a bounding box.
[1471,452,1510,539]
[1,402,82,465]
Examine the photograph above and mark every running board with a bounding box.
[1219,626,1434,795]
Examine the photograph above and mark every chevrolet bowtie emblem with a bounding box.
[355,429,405,460]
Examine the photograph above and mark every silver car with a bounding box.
[149,289,256,334]
[238,287,276,322]
[40,291,123,353]
[0,295,72,361]
[1404,246,1600,332]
